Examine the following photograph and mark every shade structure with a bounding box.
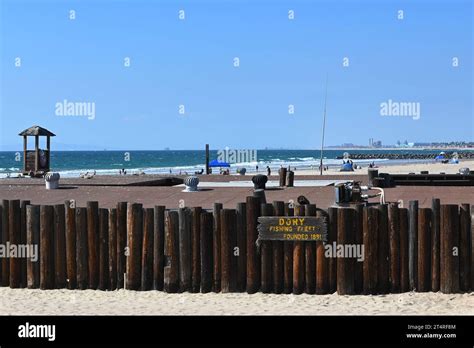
[209,159,230,168]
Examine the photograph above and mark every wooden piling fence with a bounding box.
[0,198,471,295]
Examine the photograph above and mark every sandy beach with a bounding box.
[293,159,474,176]
[0,288,472,315]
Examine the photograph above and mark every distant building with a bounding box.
[372,140,382,148]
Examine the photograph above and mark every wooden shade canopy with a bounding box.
[18,125,55,176]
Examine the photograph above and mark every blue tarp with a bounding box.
[340,162,354,172]
[209,159,230,167]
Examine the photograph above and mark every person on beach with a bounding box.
[256,165,259,172]
[267,166,271,176]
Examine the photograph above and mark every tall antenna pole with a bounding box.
[320,75,328,176]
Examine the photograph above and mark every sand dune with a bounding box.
[0,288,472,315]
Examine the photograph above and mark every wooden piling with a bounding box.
[283,203,293,294]
[293,205,305,294]
[99,208,109,291]
[213,203,223,292]
[408,200,418,291]
[191,207,202,293]
[200,211,213,293]
[141,208,154,291]
[75,207,88,289]
[377,204,389,294]
[353,205,363,294]
[87,201,99,289]
[328,207,338,293]
[315,207,329,295]
[286,171,294,187]
[459,204,471,292]
[246,196,260,294]
[440,205,460,293]
[1,200,10,286]
[0,204,2,284]
[65,201,76,289]
[26,205,40,289]
[236,202,247,292]
[153,206,165,291]
[116,202,127,289]
[388,203,400,293]
[108,208,117,290]
[20,200,30,287]
[399,208,409,292]
[54,204,67,288]
[164,210,179,293]
[126,203,143,290]
[471,205,474,291]
[417,208,431,292]
[9,200,21,288]
[179,208,192,292]
[431,198,441,292]
[304,204,316,294]
[363,206,378,294]
[260,204,274,293]
[278,168,287,187]
[337,207,355,295]
[272,201,284,294]
[221,209,237,292]
[40,205,54,289]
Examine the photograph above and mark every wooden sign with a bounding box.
[257,216,327,242]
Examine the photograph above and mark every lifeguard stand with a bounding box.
[19,125,55,177]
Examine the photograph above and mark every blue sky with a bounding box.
[1,0,472,150]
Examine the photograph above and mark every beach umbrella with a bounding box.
[209,159,230,168]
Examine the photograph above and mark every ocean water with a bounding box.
[0,149,467,178]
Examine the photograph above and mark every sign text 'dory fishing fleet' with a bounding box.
[257,216,327,242]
